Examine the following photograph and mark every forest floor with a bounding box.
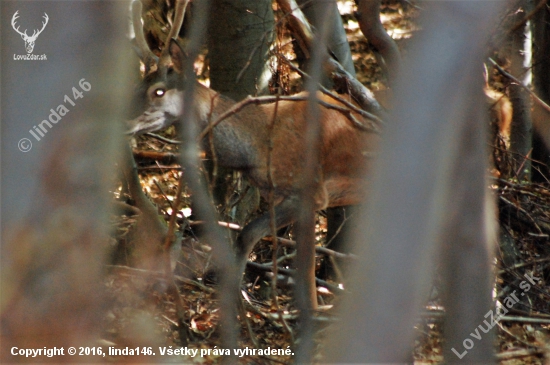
[106,1,550,364]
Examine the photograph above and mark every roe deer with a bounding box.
[127,1,380,291]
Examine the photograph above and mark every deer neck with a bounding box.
[192,83,258,170]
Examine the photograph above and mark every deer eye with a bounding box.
[154,88,165,97]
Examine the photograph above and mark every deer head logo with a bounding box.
[11,11,49,54]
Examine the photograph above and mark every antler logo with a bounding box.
[11,11,49,54]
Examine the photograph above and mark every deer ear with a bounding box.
[168,38,186,74]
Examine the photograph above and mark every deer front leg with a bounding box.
[235,196,300,285]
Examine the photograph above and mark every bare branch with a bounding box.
[198,94,381,142]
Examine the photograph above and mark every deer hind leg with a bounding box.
[235,196,300,281]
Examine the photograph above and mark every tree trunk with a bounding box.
[297,0,358,280]
[208,0,274,99]
[1,2,131,360]
[297,0,356,80]
[532,0,550,180]
[506,0,534,181]
[207,0,274,225]
[324,1,502,361]
[355,0,401,85]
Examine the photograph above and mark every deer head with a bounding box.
[127,0,190,135]
[11,11,49,54]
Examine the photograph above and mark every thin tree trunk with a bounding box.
[179,0,240,359]
[297,0,357,280]
[355,0,401,85]
[532,0,550,180]
[294,4,335,362]
[507,0,534,180]
[297,0,356,79]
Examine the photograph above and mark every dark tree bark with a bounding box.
[208,0,274,99]
[533,1,550,104]
[506,0,534,181]
[532,0,550,180]
[297,0,356,79]
[355,0,401,85]
[207,0,274,225]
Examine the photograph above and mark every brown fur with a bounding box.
[484,87,512,148]
[191,85,379,209]
[129,39,380,297]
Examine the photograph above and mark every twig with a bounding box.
[510,0,548,32]
[159,170,189,343]
[496,259,541,277]
[265,94,295,342]
[197,94,379,142]
[489,57,550,113]
[188,220,357,259]
[422,309,550,325]
[497,321,540,349]
[514,148,533,179]
[496,348,544,361]
[133,149,180,164]
[137,165,181,171]
[246,261,343,293]
[324,212,352,248]
[264,236,358,260]
[106,264,212,293]
[502,192,550,233]
[499,314,550,324]
[235,28,274,84]
[144,132,181,144]
[279,54,385,128]
[499,195,545,234]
